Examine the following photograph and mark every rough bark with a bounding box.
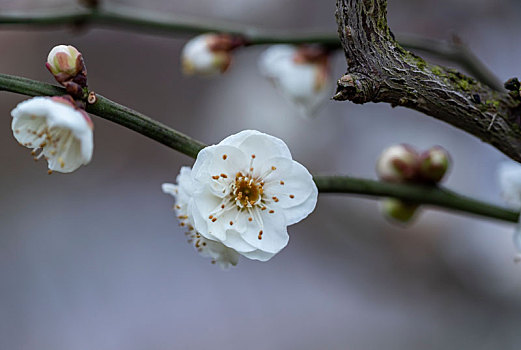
[334,0,521,162]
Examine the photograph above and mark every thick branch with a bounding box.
[0,73,517,223]
[335,0,521,162]
[0,6,500,88]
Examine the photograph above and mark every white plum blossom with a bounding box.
[11,96,94,173]
[376,144,419,183]
[258,45,332,118]
[497,161,521,255]
[181,34,235,76]
[162,167,240,269]
[498,162,521,209]
[188,130,318,262]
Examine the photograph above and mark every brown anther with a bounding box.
[87,91,97,104]
[250,167,254,172]
[180,222,185,227]
[280,181,285,185]
[209,215,214,219]
[212,175,220,180]
[223,154,228,160]
[261,206,267,211]
[220,173,228,178]
[269,210,275,214]
[229,221,234,226]
[258,230,263,240]
[289,195,295,199]
[251,154,256,159]
[272,196,279,202]
[47,170,53,175]
[195,240,200,248]
[212,218,217,222]
[175,205,181,209]
[248,217,253,222]
[202,242,207,246]
[271,166,277,171]
[221,204,225,209]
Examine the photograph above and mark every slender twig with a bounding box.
[0,73,516,223]
[0,5,501,89]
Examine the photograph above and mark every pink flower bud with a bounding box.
[418,146,450,183]
[376,144,419,183]
[46,45,82,77]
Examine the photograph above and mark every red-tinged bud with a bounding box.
[418,146,450,183]
[376,144,419,183]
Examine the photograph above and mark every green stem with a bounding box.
[0,5,501,89]
[0,73,516,223]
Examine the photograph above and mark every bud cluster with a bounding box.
[46,45,89,101]
[376,144,451,223]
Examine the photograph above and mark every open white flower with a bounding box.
[162,167,240,269]
[259,45,332,118]
[188,130,318,262]
[181,34,235,76]
[11,96,94,173]
[497,161,521,255]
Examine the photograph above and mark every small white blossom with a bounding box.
[46,45,82,77]
[376,144,419,183]
[497,161,521,255]
[162,167,240,269]
[258,45,332,118]
[11,96,94,173]
[498,162,521,209]
[188,130,318,262]
[181,34,234,76]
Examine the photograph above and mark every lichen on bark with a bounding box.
[334,0,521,162]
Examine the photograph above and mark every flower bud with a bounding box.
[181,34,241,76]
[259,45,332,118]
[382,198,419,223]
[46,45,82,78]
[418,146,450,183]
[376,144,419,183]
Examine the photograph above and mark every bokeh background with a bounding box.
[1,0,521,349]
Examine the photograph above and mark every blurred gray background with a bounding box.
[1,0,521,349]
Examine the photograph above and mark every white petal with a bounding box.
[162,183,178,197]
[221,229,257,253]
[262,157,318,225]
[233,132,292,166]
[205,145,249,178]
[241,249,277,262]
[219,130,292,160]
[241,209,289,254]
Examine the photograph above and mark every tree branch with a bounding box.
[334,0,521,162]
[0,5,501,89]
[0,73,516,223]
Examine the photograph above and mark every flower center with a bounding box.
[233,173,263,208]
